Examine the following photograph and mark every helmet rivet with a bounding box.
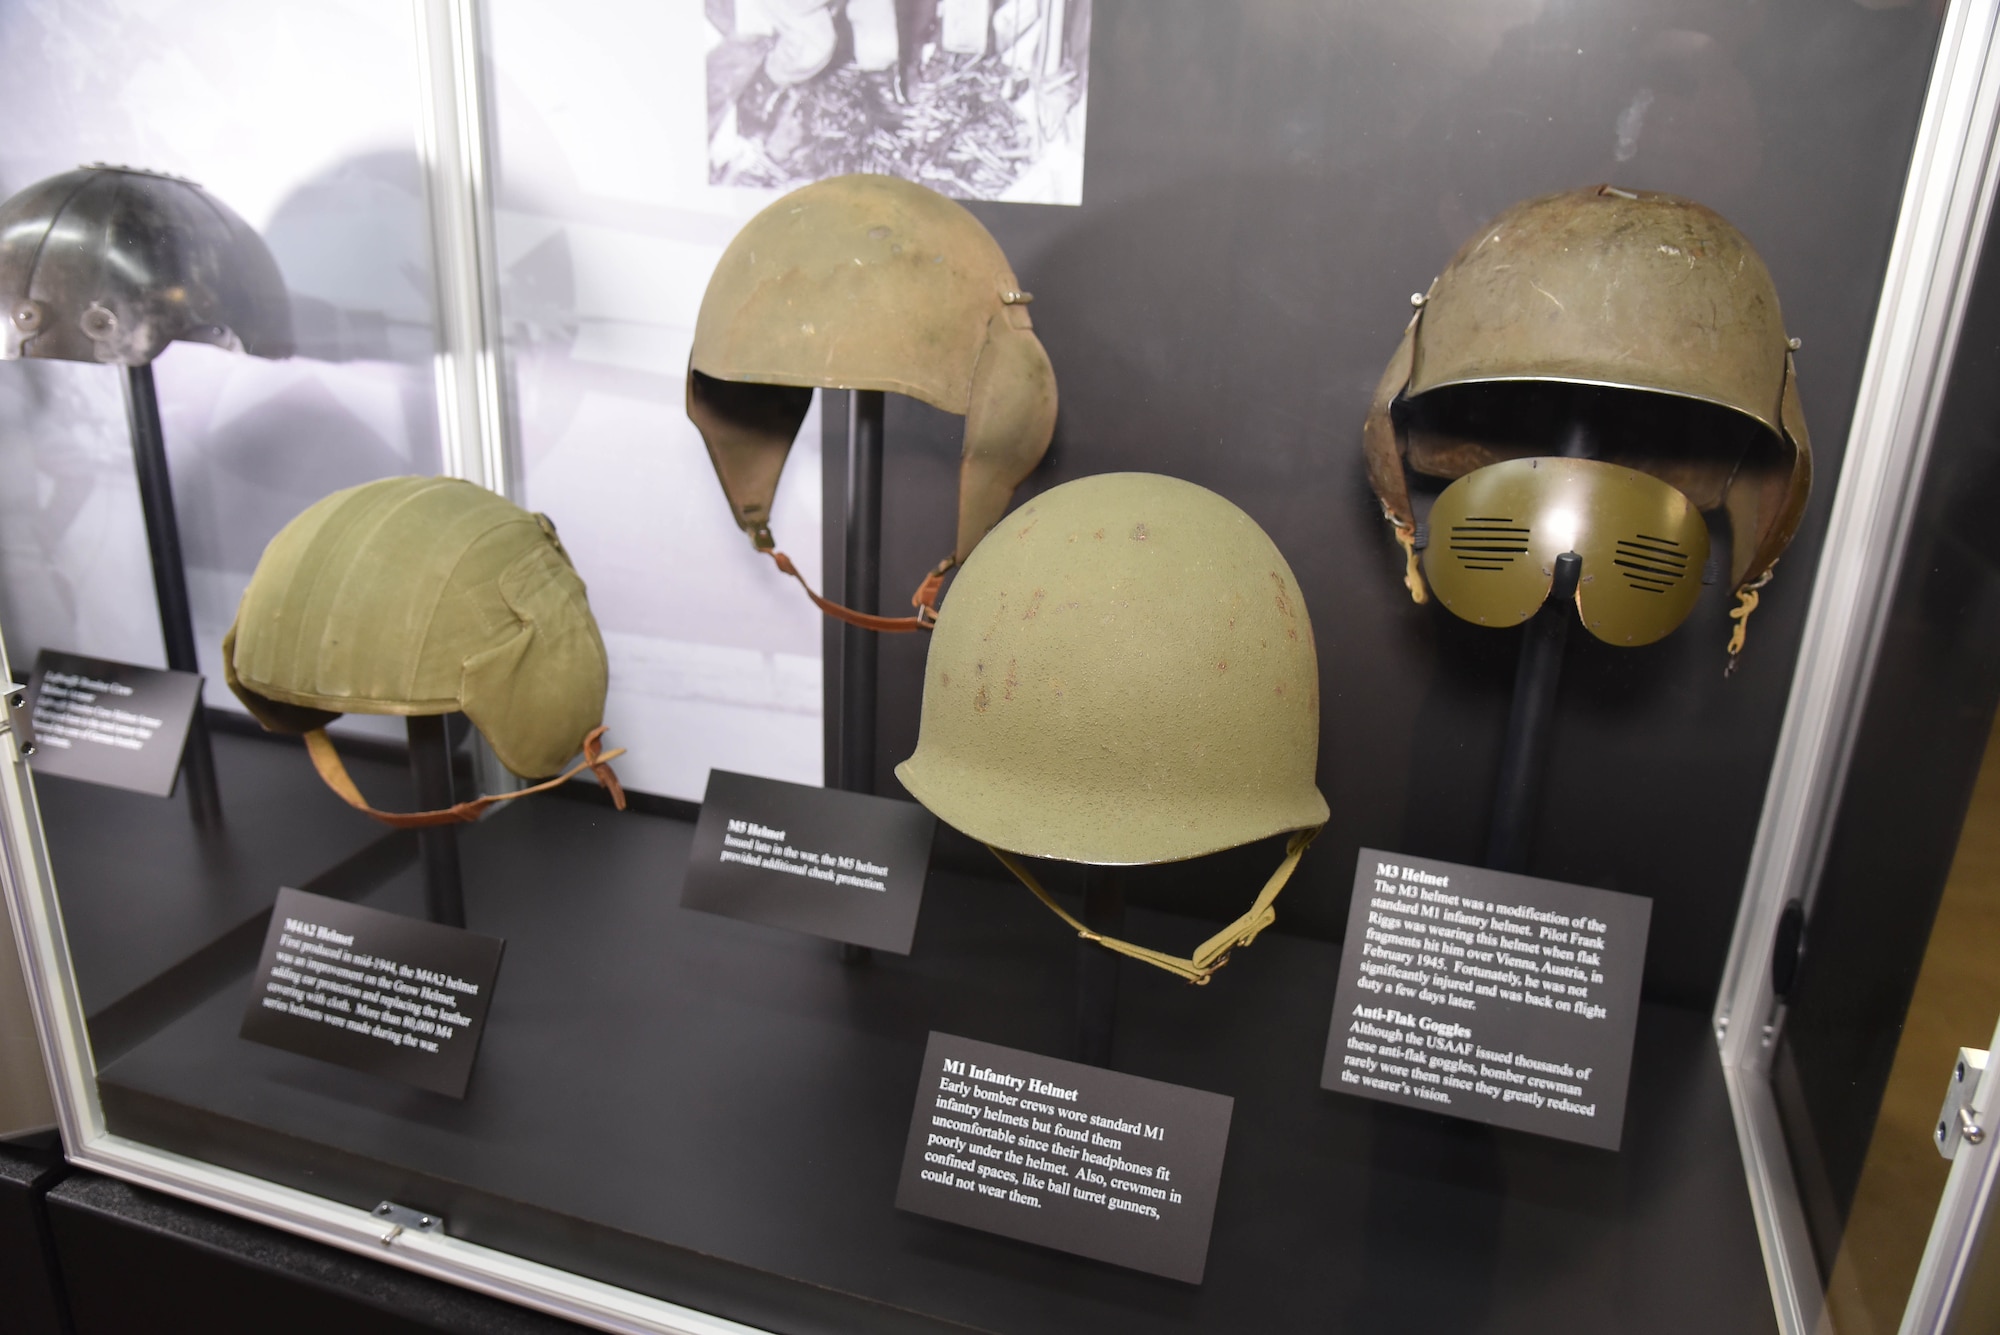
[79,303,117,339]
[11,300,44,332]
[1410,292,1427,307]
[1787,336,1802,351]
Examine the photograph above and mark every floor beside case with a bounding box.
[94,797,1774,1335]
[37,726,414,1053]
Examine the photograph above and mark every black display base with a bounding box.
[0,1139,70,1335]
[34,725,416,1062]
[45,1170,590,1335]
[77,795,1777,1335]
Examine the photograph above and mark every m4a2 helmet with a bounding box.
[1363,185,1811,663]
[897,473,1328,983]
[0,165,292,365]
[224,477,625,827]
[688,173,1057,631]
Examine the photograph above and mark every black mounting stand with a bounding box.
[1484,551,1582,874]
[406,715,466,928]
[837,390,886,966]
[122,364,221,827]
[1075,867,1125,1066]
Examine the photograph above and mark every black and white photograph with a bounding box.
[705,0,1092,204]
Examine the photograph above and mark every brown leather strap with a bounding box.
[304,724,627,829]
[987,827,1320,984]
[1364,313,1427,603]
[766,550,951,632]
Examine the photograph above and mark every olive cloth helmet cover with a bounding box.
[1363,185,1811,656]
[225,476,624,827]
[897,472,1328,983]
[0,165,293,365]
[688,173,1057,630]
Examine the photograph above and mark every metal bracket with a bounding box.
[3,684,33,755]
[1935,1047,1988,1159]
[371,1200,444,1246]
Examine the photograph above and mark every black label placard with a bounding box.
[895,1032,1234,1284]
[239,887,505,1099]
[1320,849,1651,1150]
[24,649,202,797]
[682,769,935,954]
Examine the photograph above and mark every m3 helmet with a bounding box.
[1363,185,1811,661]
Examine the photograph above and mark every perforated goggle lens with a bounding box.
[1423,457,1709,646]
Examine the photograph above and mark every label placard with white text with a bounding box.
[239,887,505,1099]
[24,648,202,797]
[895,1032,1233,1283]
[1320,849,1651,1150]
[682,769,935,954]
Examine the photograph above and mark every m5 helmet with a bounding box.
[1364,185,1811,660]
[225,476,624,826]
[897,473,1327,983]
[688,173,1057,630]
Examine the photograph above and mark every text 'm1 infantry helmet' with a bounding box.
[896,473,1328,983]
[0,165,293,365]
[225,476,626,827]
[688,173,1057,630]
[1364,184,1811,663]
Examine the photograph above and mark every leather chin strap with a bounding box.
[986,827,1321,985]
[765,549,951,632]
[303,724,628,829]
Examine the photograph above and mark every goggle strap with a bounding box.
[302,724,627,830]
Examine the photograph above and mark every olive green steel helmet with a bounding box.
[688,173,1057,631]
[224,476,626,827]
[1364,185,1811,661]
[1425,458,1711,646]
[896,473,1327,983]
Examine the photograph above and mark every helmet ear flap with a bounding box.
[954,315,1057,562]
[686,367,814,548]
[459,541,609,780]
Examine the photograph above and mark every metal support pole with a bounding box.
[1484,551,1581,874]
[122,364,220,826]
[1075,866,1124,1066]
[407,714,466,928]
[838,390,886,966]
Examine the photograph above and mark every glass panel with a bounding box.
[1770,193,2000,1330]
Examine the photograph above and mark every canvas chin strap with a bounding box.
[303,724,627,829]
[765,549,952,632]
[985,827,1321,984]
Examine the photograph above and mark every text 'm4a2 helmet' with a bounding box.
[1364,185,1812,662]
[0,165,292,366]
[688,173,1057,630]
[898,473,1327,983]
[225,477,625,827]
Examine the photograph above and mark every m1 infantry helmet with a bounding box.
[1364,185,1811,662]
[0,165,292,365]
[224,476,624,827]
[689,173,1057,630]
[897,473,1327,983]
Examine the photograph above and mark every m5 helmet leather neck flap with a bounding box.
[897,473,1328,983]
[1363,185,1811,661]
[689,173,1057,632]
[225,476,625,827]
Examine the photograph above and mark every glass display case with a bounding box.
[4,1,2000,1332]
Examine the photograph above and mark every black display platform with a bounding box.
[90,797,1775,1335]
[35,725,415,1061]
[0,1137,70,1335]
[45,1170,591,1335]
